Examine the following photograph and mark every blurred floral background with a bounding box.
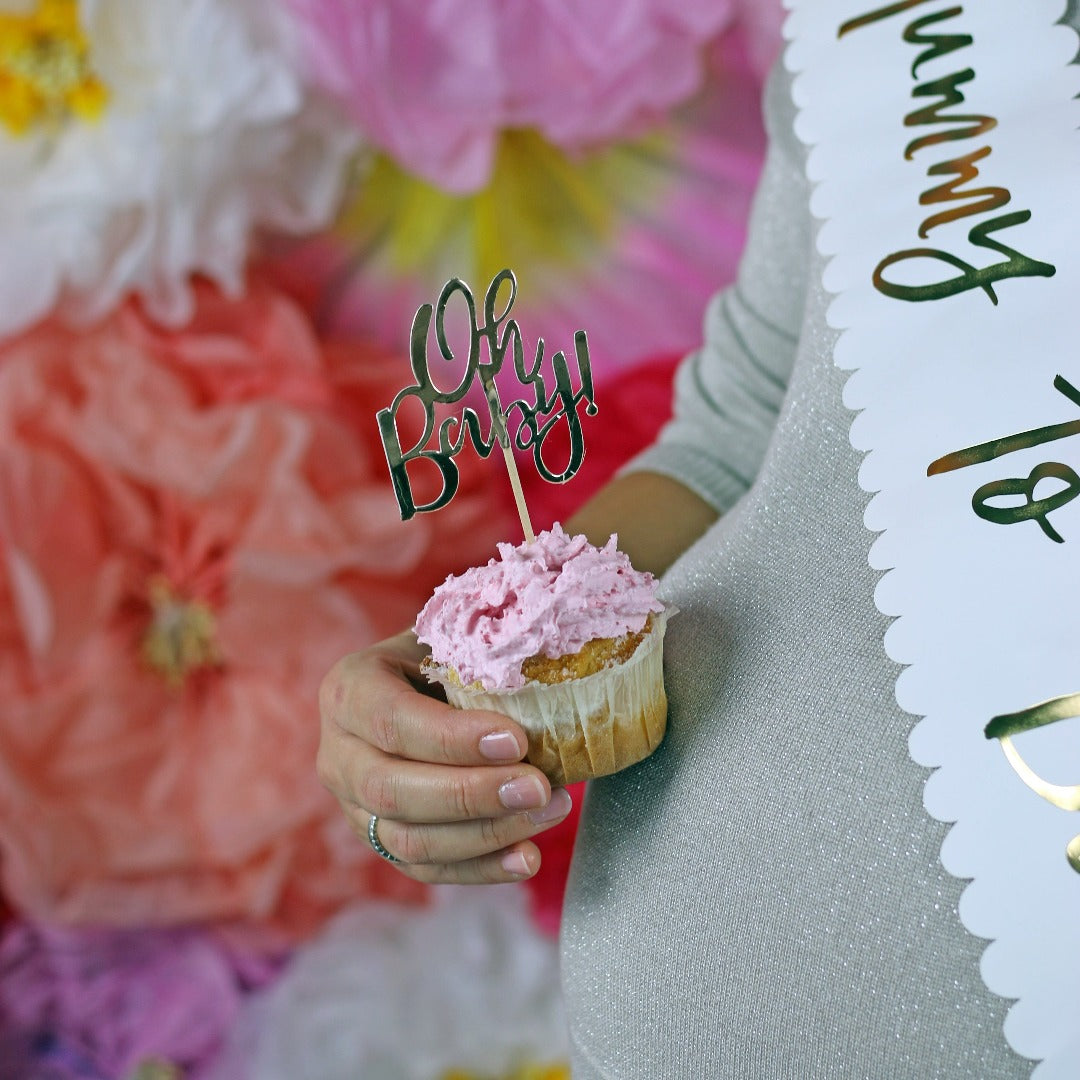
[0,1,781,1076]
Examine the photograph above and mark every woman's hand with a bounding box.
[317,630,572,883]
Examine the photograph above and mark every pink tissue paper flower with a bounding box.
[286,0,744,192]
[0,276,513,933]
[281,25,770,384]
[0,919,285,1080]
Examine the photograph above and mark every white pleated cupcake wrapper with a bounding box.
[424,607,673,783]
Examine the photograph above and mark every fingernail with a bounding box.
[498,775,546,811]
[479,731,521,762]
[527,787,572,826]
[501,850,532,877]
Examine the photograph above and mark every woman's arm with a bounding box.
[565,469,718,577]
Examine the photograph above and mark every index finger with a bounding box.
[321,649,530,767]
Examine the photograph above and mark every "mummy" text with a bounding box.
[839,0,1056,303]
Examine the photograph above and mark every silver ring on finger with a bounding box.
[367,814,403,864]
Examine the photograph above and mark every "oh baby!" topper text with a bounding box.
[376,269,597,538]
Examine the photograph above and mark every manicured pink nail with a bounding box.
[501,850,532,877]
[479,731,521,761]
[527,787,572,826]
[498,775,546,810]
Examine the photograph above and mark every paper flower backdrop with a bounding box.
[0,275,513,932]
[0,920,284,1080]
[0,0,785,1075]
[207,886,568,1080]
[285,0,738,193]
[0,0,354,340]
[290,29,767,383]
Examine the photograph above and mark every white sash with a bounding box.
[783,1,1080,1072]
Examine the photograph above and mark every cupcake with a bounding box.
[414,524,671,786]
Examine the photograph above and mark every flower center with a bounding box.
[128,1060,183,1080]
[0,0,108,136]
[441,1064,569,1080]
[339,127,668,294]
[141,577,222,688]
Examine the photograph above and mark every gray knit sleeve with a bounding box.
[622,64,812,514]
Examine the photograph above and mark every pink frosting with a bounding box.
[415,524,663,690]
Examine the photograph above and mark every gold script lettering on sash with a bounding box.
[839,1,1055,303]
[927,375,1080,542]
[986,695,1080,873]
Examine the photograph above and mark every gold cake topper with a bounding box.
[376,269,597,541]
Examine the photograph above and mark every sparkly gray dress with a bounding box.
[558,57,1041,1080]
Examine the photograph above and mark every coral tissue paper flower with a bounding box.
[0,0,355,340]
[286,0,736,192]
[0,278,512,932]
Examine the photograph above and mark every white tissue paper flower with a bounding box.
[208,885,570,1080]
[0,0,356,339]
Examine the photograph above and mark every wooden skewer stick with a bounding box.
[501,440,535,544]
[483,375,536,544]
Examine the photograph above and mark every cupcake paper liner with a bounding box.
[426,609,672,786]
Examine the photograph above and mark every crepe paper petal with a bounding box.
[0,0,357,341]
[731,0,786,78]
[301,31,766,385]
[285,0,743,193]
[0,277,514,933]
[0,1029,98,1080]
[207,886,568,1080]
[0,919,286,1080]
